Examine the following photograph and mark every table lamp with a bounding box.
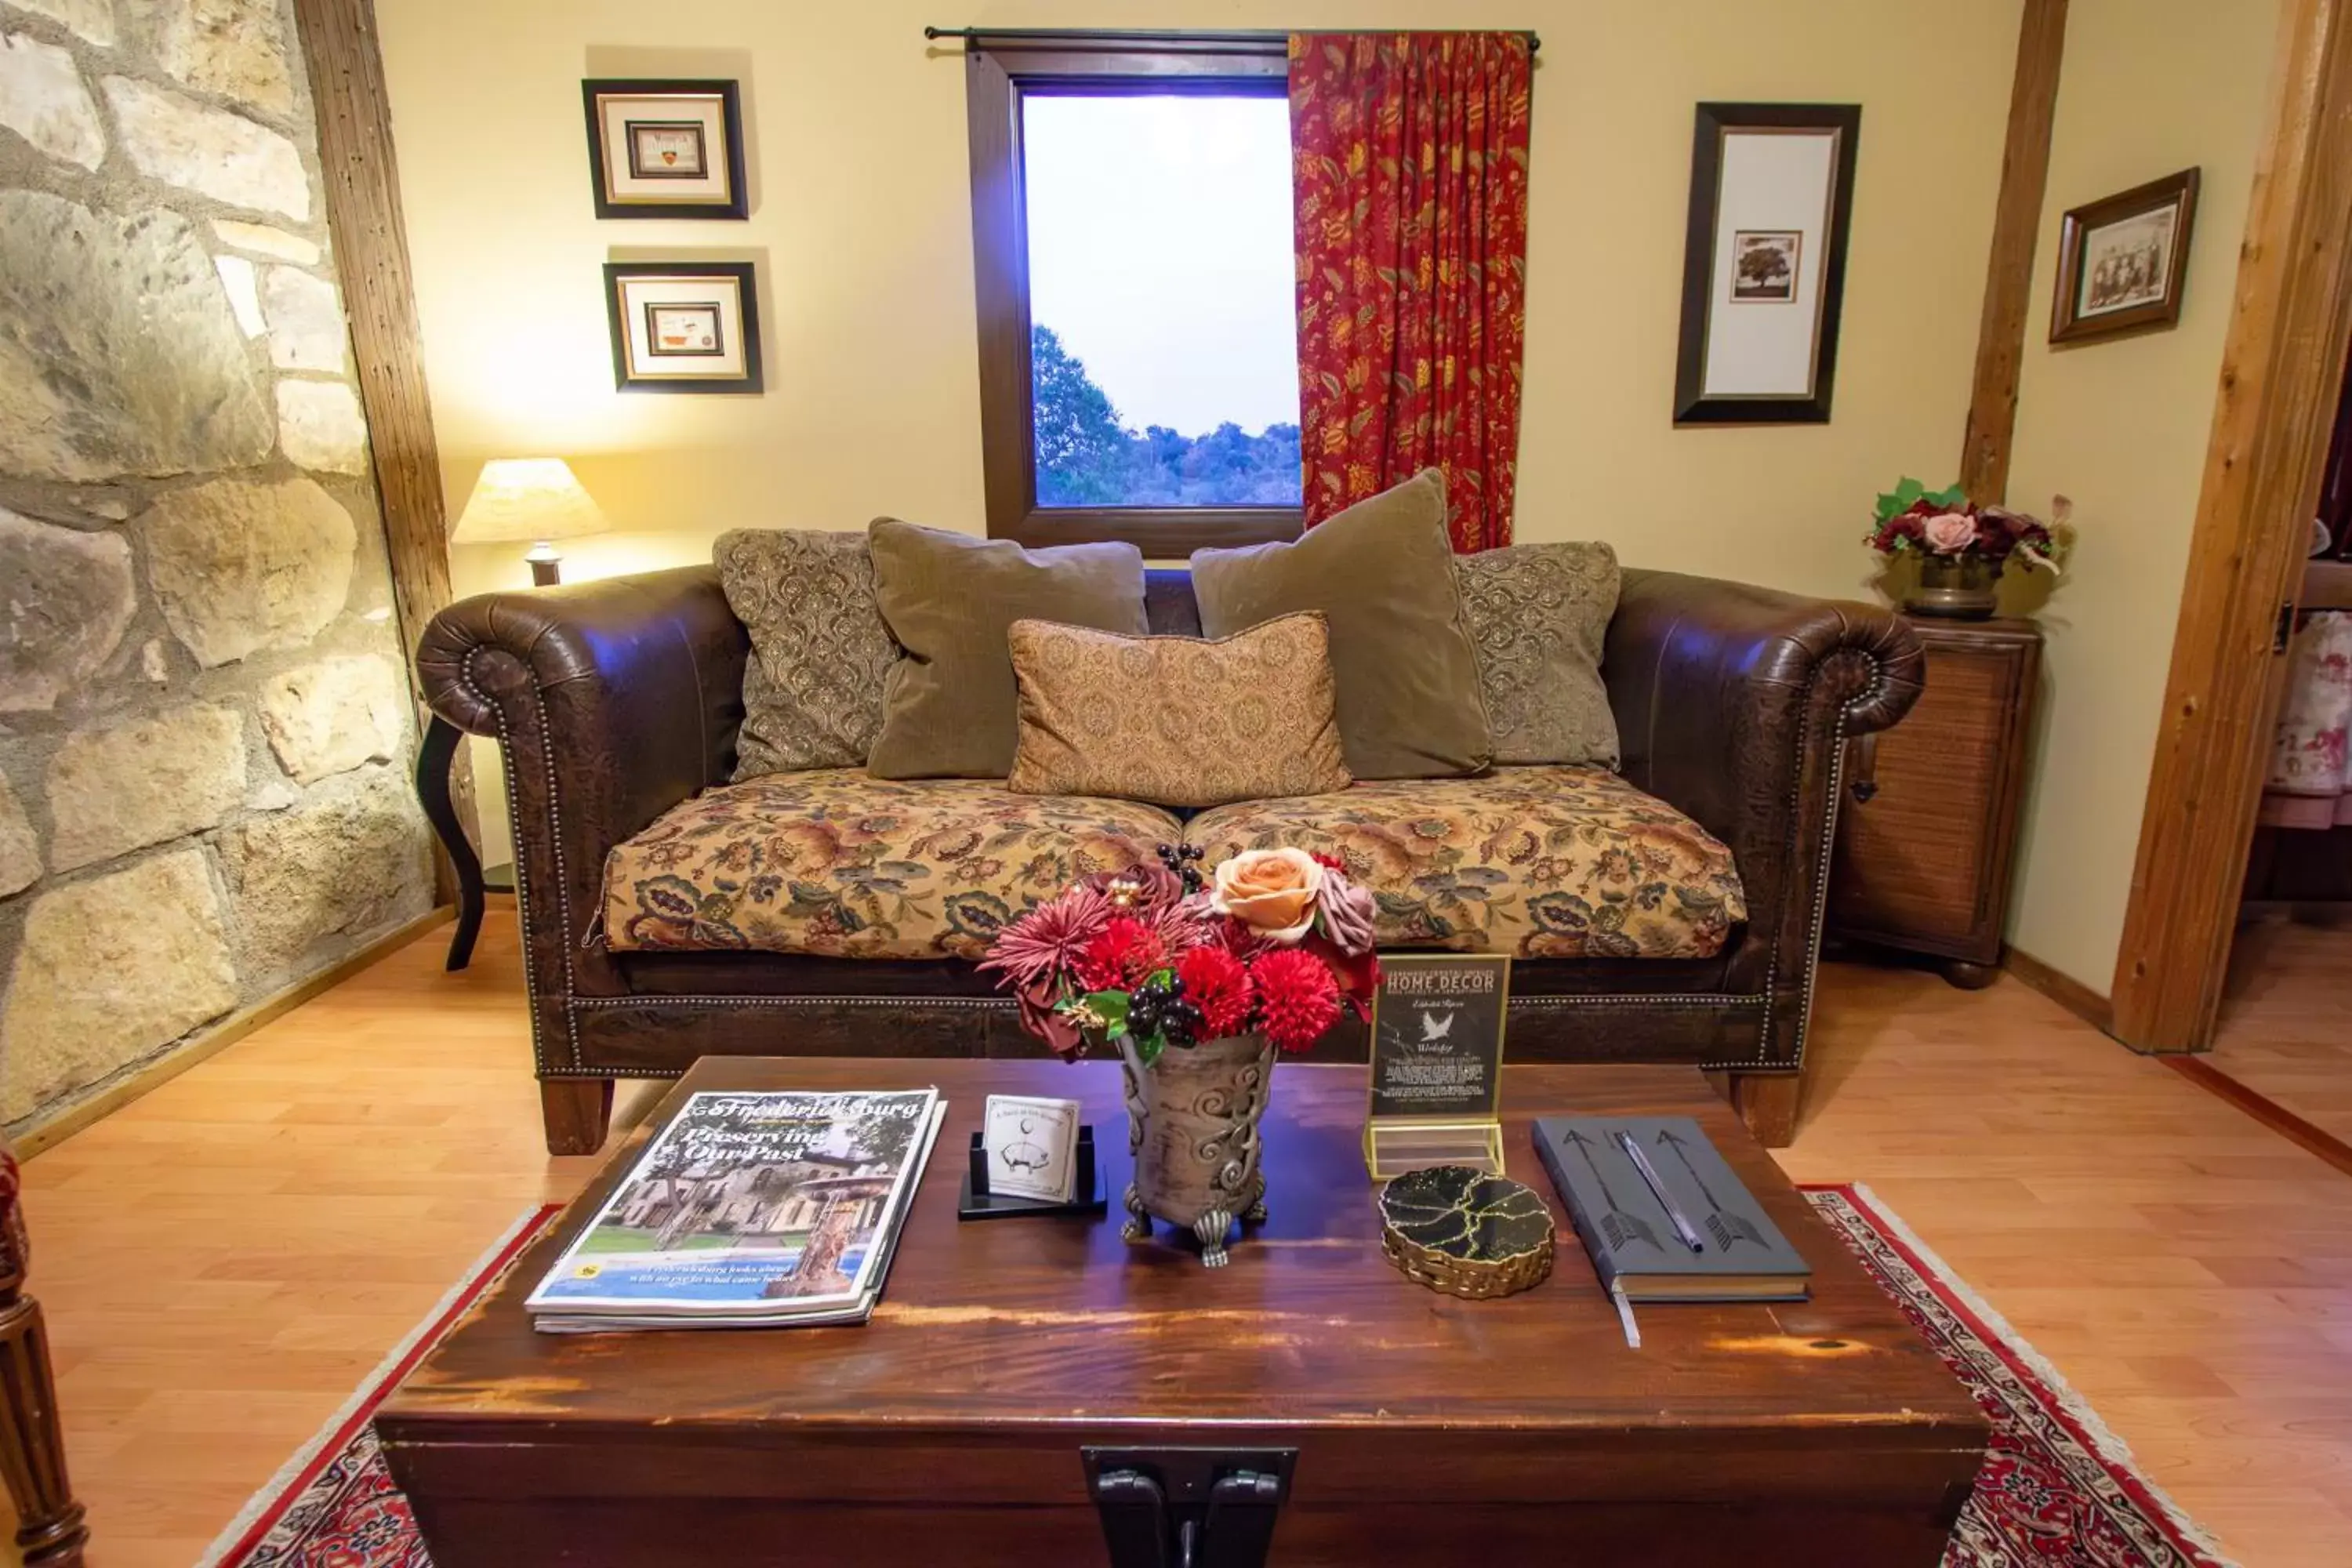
[450,458,609,586]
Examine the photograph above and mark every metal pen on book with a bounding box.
[1615,1130,1705,1254]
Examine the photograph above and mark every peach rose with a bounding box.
[1210,848,1324,944]
[1922,511,1979,554]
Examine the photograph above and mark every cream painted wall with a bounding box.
[377,1,2024,862]
[2002,0,2282,993]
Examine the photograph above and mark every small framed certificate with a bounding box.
[582,78,748,220]
[981,1094,1081,1203]
[1363,955,1510,1179]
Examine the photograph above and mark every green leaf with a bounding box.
[1135,1031,1166,1069]
[1893,477,1926,505]
[1925,482,1969,509]
[1873,491,1905,522]
[1085,990,1130,1036]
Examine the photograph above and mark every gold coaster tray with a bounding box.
[1376,1165,1555,1300]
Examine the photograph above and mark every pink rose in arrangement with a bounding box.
[1922,512,1979,554]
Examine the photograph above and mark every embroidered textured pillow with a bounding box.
[1454,541,1621,767]
[1006,614,1352,809]
[714,528,899,779]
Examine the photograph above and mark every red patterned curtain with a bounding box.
[1289,32,1533,553]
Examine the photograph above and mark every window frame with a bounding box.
[962,38,1304,555]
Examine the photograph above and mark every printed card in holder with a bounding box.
[982,1094,1081,1203]
[1363,955,1509,1178]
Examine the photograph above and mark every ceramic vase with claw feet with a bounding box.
[1118,1032,1275,1268]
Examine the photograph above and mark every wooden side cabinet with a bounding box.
[1828,616,2042,988]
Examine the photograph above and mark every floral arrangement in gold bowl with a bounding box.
[1866,477,2071,619]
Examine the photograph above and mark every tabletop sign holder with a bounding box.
[958,1125,1109,1220]
[1363,954,1510,1179]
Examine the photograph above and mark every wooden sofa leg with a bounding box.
[1717,1070,1802,1148]
[540,1079,615,1156]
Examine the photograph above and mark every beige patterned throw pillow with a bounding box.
[1454,541,1621,768]
[715,528,900,779]
[1006,614,1352,809]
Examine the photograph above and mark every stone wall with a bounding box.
[0,0,433,1131]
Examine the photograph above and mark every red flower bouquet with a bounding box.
[978,844,1381,1065]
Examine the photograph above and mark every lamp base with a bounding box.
[528,557,561,587]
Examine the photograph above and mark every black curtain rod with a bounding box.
[924,25,1541,56]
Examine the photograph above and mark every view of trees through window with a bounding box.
[1032,325,1301,506]
[1022,94,1301,510]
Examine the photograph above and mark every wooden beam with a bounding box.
[1958,0,2068,503]
[290,0,475,900]
[2110,0,2352,1051]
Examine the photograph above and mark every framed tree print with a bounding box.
[1672,103,1862,425]
[582,79,748,220]
[2049,168,2199,345]
[603,262,763,394]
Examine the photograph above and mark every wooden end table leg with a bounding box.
[1940,958,2001,990]
[0,1154,86,1568]
[416,715,486,971]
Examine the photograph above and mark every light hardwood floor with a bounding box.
[16,909,2352,1567]
[2209,912,2352,1145]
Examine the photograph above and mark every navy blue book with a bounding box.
[1532,1116,1810,1302]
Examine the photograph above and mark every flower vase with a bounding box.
[1907,554,2001,619]
[1117,1032,1276,1268]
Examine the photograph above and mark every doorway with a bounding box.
[2106,0,2352,1059]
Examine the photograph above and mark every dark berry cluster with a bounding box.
[1127,971,1203,1047]
[1156,841,1207,895]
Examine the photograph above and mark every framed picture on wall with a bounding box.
[603,262,764,393]
[1672,103,1863,426]
[2049,168,2200,345]
[582,79,748,220]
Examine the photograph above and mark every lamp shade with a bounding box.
[450,459,609,545]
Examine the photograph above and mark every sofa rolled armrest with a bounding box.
[1602,568,1924,1068]
[416,565,750,1069]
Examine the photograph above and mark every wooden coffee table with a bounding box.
[378,1060,1986,1566]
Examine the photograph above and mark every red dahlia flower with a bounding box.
[1073,917,1169,993]
[1250,947,1342,1052]
[1174,945,1254,1037]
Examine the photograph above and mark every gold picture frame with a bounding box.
[1362,954,1511,1180]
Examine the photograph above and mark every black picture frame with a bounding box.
[2049,167,2200,346]
[582,78,747,220]
[601,262,764,394]
[1673,102,1862,426]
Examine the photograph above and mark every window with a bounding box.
[963,38,1302,554]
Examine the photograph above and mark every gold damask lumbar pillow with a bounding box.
[1006,614,1352,809]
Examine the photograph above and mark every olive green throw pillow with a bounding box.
[1189,470,1492,779]
[866,519,1148,779]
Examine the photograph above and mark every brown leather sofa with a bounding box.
[419,565,1922,1155]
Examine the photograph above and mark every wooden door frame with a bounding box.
[2108,0,2352,1051]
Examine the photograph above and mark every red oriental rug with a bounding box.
[200,1185,2234,1568]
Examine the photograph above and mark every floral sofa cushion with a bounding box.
[601,771,1183,959]
[1182,768,1746,959]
